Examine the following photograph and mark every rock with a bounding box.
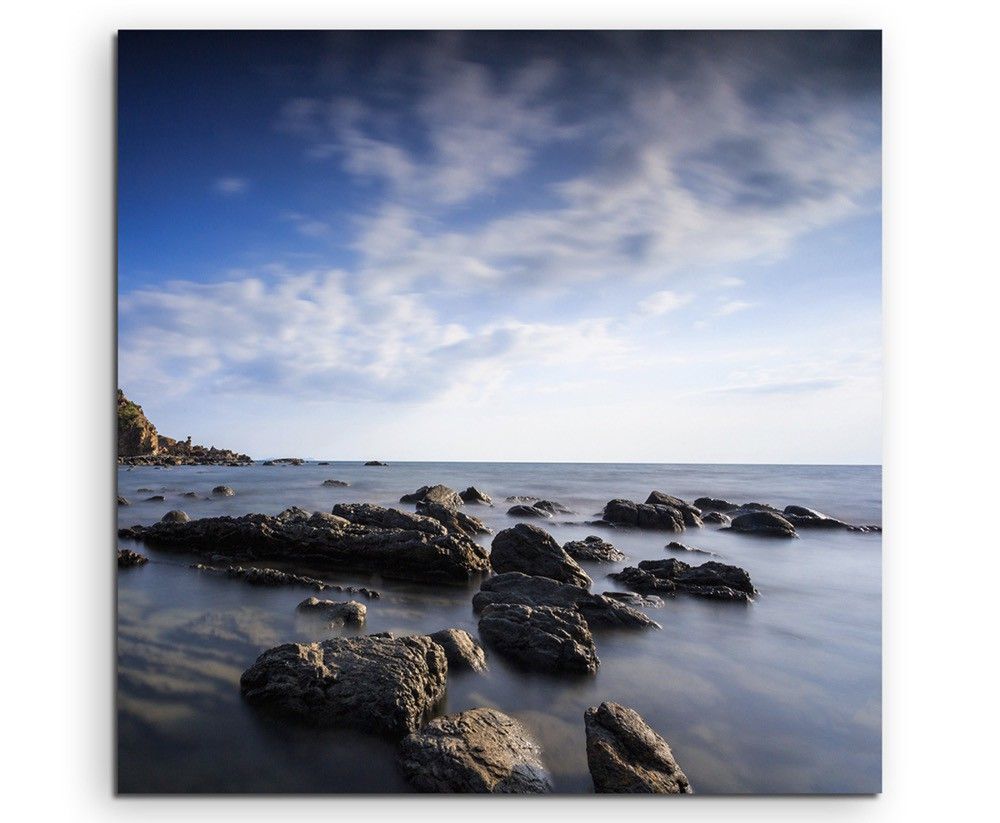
[117,495,130,506]
[784,504,827,518]
[490,524,591,588]
[784,513,852,530]
[702,511,731,526]
[322,479,351,487]
[136,488,154,493]
[318,461,330,465]
[584,702,692,794]
[506,504,550,519]
[665,541,718,556]
[727,510,797,538]
[478,603,599,675]
[603,591,665,608]
[416,500,491,537]
[240,633,447,736]
[212,485,236,497]
[193,563,379,598]
[181,491,199,498]
[473,572,657,629]
[505,496,538,503]
[739,501,781,512]
[264,457,304,465]
[563,536,626,563]
[122,504,490,584]
[160,510,190,523]
[400,484,464,509]
[428,629,487,672]
[612,558,755,602]
[364,460,388,466]
[693,496,738,512]
[398,708,552,793]
[645,491,700,517]
[533,500,572,515]
[459,487,493,506]
[296,596,367,626]
[117,548,148,568]
[144,495,165,502]
[602,499,685,532]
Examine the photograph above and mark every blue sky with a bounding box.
[118,31,881,463]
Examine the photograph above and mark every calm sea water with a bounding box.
[116,462,881,794]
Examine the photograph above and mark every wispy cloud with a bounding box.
[716,300,756,317]
[639,290,694,316]
[213,177,249,196]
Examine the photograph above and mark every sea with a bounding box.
[116,461,881,794]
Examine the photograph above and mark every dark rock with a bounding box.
[322,479,351,487]
[702,511,731,526]
[533,500,573,515]
[506,504,551,519]
[585,702,692,794]
[459,487,493,506]
[416,501,491,537]
[490,524,591,588]
[603,591,665,608]
[609,566,677,596]
[693,497,738,512]
[318,461,330,465]
[364,460,388,466]
[428,629,487,672]
[123,504,489,584]
[602,499,685,532]
[136,488,154,493]
[784,513,851,530]
[563,535,626,563]
[161,509,190,523]
[264,457,304,465]
[181,491,199,499]
[784,504,827,518]
[193,563,379,598]
[398,708,551,793]
[400,484,464,509]
[473,572,657,629]
[117,548,148,568]
[144,495,165,502]
[212,485,236,497]
[296,596,367,626]
[665,541,718,557]
[478,603,599,675]
[239,633,447,736]
[727,510,797,538]
[612,558,755,602]
[505,496,538,503]
[736,501,781,513]
[117,495,130,506]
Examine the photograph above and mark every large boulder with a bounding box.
[428,629,487,672]
[212,485,236,497]
[400,484,463,509]
[602,499,685,532]
[119,504,491,584]
[490,524,591,588]
[563,535,626,563]
[239,633,447,737]
[478,603,599,675]
[161,510,189,523]
[585,702,692,794]
[727,511,798,538]
[416,500,491,537]
[473,572,657,629]
[296,597,367,626]
[398,708,552,793]
[459,487,493,506]
[611,558,755,602]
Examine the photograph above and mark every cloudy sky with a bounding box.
[118,31,881,463]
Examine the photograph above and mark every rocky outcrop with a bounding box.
[611,558,755,602]
[726,510,797,538]
[459,487,493,506]
[364,460,388,466]
[296,596,367,626]
[416,501,491,537]
[212,485,236,497]
[490,525,591,588]
[584,702,692,794]
[117,548,148,568]
[322,479,350,487]
[473,572,657,629]
[428,629,487,672]
[161,510,189,523]
[192,563,379,598]
[400,485,464,509]
[602,499,685,532]
[239,633,447,736]
[398,708,552,793]
[117,389,159,457]
[121,505,490,584]
[782,505,881,533]
[263,458,304,465]
[478,604,599,675]
[563,536,625,563]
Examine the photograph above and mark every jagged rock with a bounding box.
[322,479,350,487]
[563,535,626,563]
[296,596,367,626]
[415,501,491,537]
[585,702,692,794]
[121,504,490,584]
[507,504,551,519]
[161,510,190,523]
[193,563,379,598]
[239,633,447,736]
[603,591,665,608]
[144,495,165,502]
[490,524,591,588]
[611,558,755,602]
[212,485,236,497]
[400,484,464,509]
[602,499,685,532]
[428,629,487,672]
[473,572,656,629]
[117,495,130,506]
[399,708,552,793]
[693,497,738,512]
[364,460,388,466]
[460,487,493,506]
[665,541,717,556]
[117,548,148,568]
[478,603,599,675]
[727,510,797,538]
[702,511,731,526]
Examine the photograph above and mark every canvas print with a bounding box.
[116,30,882,794]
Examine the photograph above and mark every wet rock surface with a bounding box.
[416,501,491,537]
[400,484,463,509]
[239,633,447,736]
[563,535,626,563]
[490,524,591,588]
[602,499,686,532]
[296,596,367,626]
[459,486,493,506]
[473,572,657,629]
[428,629,487,672]
[611,558,755,602]
[585,702,692,794]
[727,510,798,538]
[693,496,738,512]
[117,548,148,568]
[192,563,380,598]
[398,708,552,793]
[478,603,599,675]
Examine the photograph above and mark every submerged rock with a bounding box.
[563,535,626,563]
[727,511,797,538]
[117,548,148,568]
[478,603,599,675]
[192,563,380,598]
[400,484,463,509]
[398,708,552,793]
[782,505,880,532]
[416,500,491,537]
[322,479,350,487]
[611,558,755,602]
[144,495,165,502]
[212,485,236,497]
[585,702,692,794]
[665,541,718,557]
[533,500,573,515]
[161,509,190,523]
[428,629,487,672]
[240,633,447,737]
[460,487,493,506]
[181,491,199,499]
[473,572,657,629]
[490,524,591,588]
[296,596,367,626]
[602,499,685,532]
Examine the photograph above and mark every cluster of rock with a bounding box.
[506,500,573,519]
[322,479,350,487]
[611,558,756,602]
[262,458,304,466]
[117,548,148,568]
[563,535,625,562]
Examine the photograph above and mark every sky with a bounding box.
[117,30,881,463]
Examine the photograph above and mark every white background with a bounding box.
[3,1,998,820]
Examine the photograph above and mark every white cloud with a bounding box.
[639,290,694,316]
[213,177,249,196]
[716,300,755,317]
[719,276,745,288]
